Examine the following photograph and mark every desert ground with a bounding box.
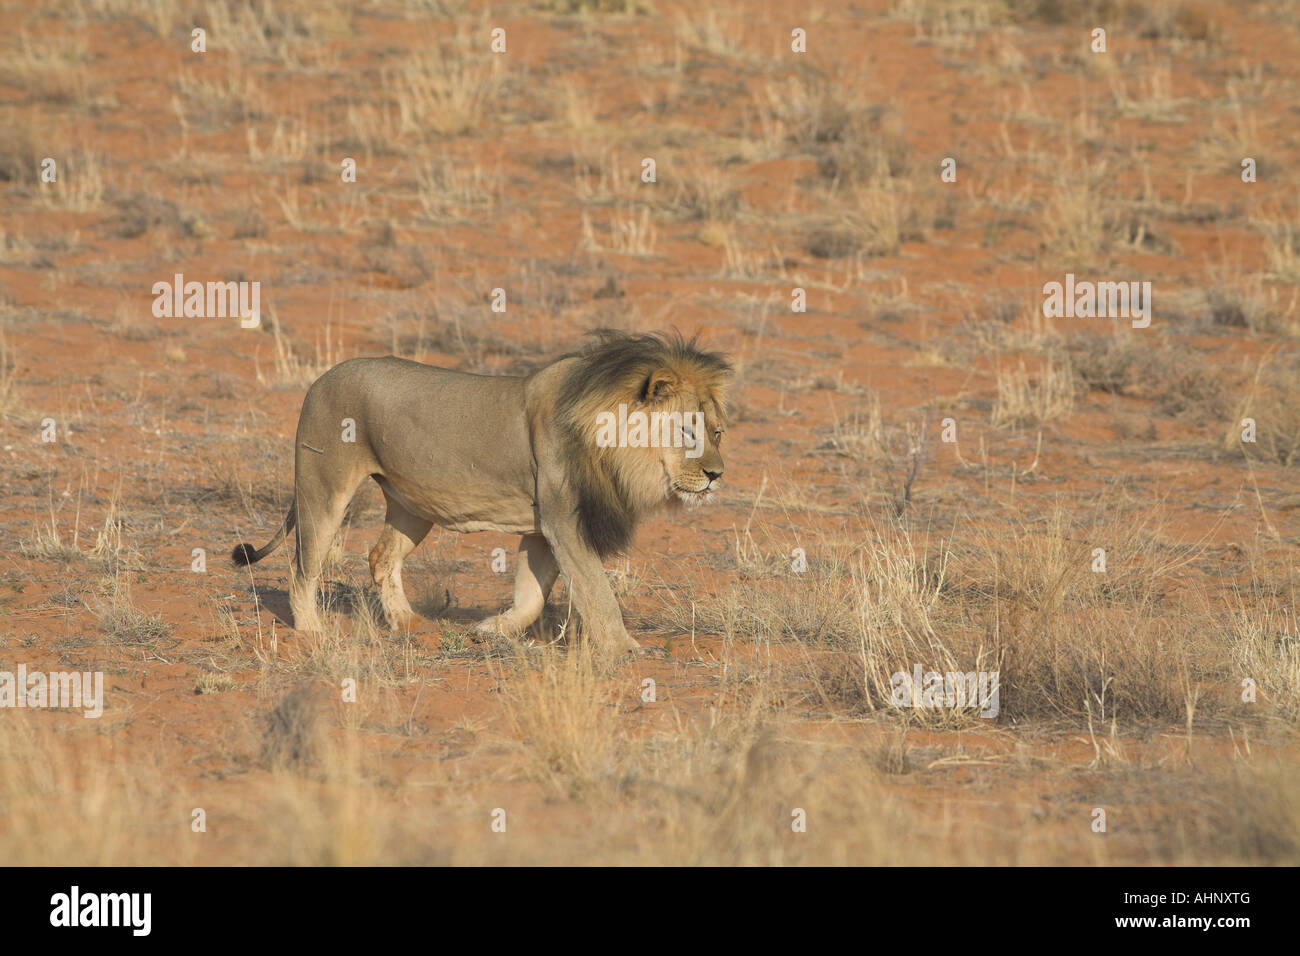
[0,0,1297,866]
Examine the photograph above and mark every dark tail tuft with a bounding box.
[232,543,260,566]
[232,500,295,568]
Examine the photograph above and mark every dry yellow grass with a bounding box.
[1,0,1297,873]
[991,357,1075,428]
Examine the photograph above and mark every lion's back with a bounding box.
[298,356,533,493]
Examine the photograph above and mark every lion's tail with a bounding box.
[232,500,296,566]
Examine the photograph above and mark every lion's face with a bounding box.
[659,385,726,507]
[558,332,732,556]
[589,373,729,516]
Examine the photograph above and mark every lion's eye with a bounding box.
[682,424,696,441]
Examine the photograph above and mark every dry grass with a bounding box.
[674,8,750,62]
[1040,161,1128,268]
[662,493,1232,727]
[416,155,501,224]
[1,0,1296,871]
[396,43,501,138]
[20,484,138,570]
[255,310,348,389]
[39,149,105,212]
[1203,268,1300,337]
[195,0,353,63]
[99,582,174,648]
[894,0,1221,41]
[195,672,238,694]
[175,59,268,129]
[892,0,1007,40]
[1,483,1293,865]
[261,685,327,772]
[0,31,99,108]
[763,73,909,184]
[582,206,659,256]
[991,357,1075,428]
[506,639,619,795]
[1259,211,1300,285]
[1224,355,1300,465]
[1109,65,1188,123]
[3,700,1295,865]
[669,163,741,223]
[0,322,17,416]
[1063,332,1150,395]
[0,112,43,182]
[543,0,649,11]
[0,715,198,866]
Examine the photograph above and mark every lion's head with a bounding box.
[557,330,732,557]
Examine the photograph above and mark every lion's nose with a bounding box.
[704,468,723,483]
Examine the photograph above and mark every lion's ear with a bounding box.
[642,368,679,403]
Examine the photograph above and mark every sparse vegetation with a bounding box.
[992,358,1075,428]
[0,0,1296,870]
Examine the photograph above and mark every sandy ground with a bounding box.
[0,0,1297,865]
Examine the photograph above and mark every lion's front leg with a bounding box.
[475,533,559,639]
[538,520,639,654]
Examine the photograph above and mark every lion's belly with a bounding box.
[375,475,539,535]
[442,518,537,534]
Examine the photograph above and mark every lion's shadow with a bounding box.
[245,581,568,636]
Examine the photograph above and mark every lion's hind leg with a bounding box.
[289,490,353,633]
[474,534,560,640]
[369,492,433,632]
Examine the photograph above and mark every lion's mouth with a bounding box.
[671,479,717,506]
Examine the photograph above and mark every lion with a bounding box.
[232,330,731,654]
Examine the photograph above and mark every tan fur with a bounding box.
[233,331,731,653]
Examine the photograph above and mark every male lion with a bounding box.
[232,330,731,654]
